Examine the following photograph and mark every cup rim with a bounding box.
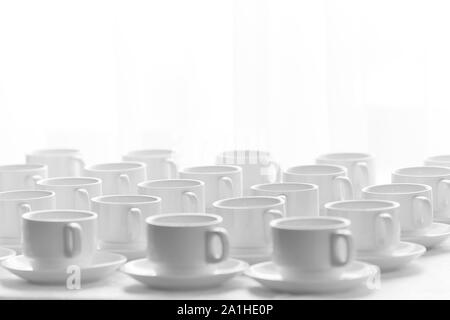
[0,164,47,172]
[284,164,347,176]
[91,194,161,205]
[124,149,174,158]
[251,182,318,192]
[316,152,373,161]
[181,165,242,175]
[146,213,222,227]
[85,161,145,172]
[271,216,351,230]
[393,166,450,177]
[138,179,204,189]
[22,209,97,222]
[325,199,399,212]
[36,176,101,187]
[362,183,431,195]
[213,196,284,210]
[28,148,81,156]
[425,155,450,163]
[0,190,55,201]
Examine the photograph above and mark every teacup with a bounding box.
[0,190,55,243]
[146,213,229,275]
[392,166,450,219]
[250,182,319,217]
[36,177,102,210]
[0,164,47,192]
[425,155,450,167]
[180,165,242,211]
[22,210,97,270]
[216,150,280,195]
[283,165,353,214]
[123,149,178,180]
[91,195,162,249]
[84,162,147,195]
[212,196,285,256]
[26,149,84,178]
[138,179,205,213]
[316,152,375,198]
[325,200,400,255]
[362,183,433,235]
[271,217,354,279]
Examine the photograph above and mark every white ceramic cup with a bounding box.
[123,149,178,180]
[84,162,147,195]
[146,213,230,275]
[250,182,319,217]
[271,216,354,279]
[325,200,400,255]
[26,149,85,178]
[212,196,285,256]
[216,150,281,195]
[137,179,205,213]
[316,152,375,198]
[36,177,102,210]
[0,190,55,243]
[0,164,48,192]
[179,165,243,211]
[425,155,450,167]
[362,183,433,235]
[22,209,97,270]
[91,194,162,249]
[392,166,450,219]
[283,165,353,214]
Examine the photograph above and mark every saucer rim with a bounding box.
[402,222,450,239]
[357,241,426,259]
[0,247,16,261]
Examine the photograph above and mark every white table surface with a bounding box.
[1,240,450,300]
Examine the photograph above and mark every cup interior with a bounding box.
[182,165,240,174]
[326,200,398,211]
[23,210,96,222]
[0,164,45,172]
[394,166,450,177]
[318,152,370,160]
[272,217,349,230]
[214,196,282,209]
[87,162,143,171]
[147,214,220,227]
[0,190,54,201]
[126,149,173,158]
[139,179,202,189]
[252,183,316,192]
[364,183,430,194]
[286,165,344,175]
[38,177,100,186]
[93,194,160,204]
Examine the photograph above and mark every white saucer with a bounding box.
[0,239,21,254]
[231,252,271,265]
[0,247,16,262]
[357,242,426,271]
[122,258,248,290]
[99,242,146,261]
[402,223,450,248]
[1,251,126,284]
[245,261,380,294]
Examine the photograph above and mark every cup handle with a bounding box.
[75,188,91,210]
[118,174,131,193]
[330,230,353,266]
[71,157,85,175]
[437,179,450,214]
[354,161,369,187]
[25,175,43,188]
[205,227,230,263]
[266,161,281,183]
[263,209,284,243]
[19,203,32,214]
[412,196,433,228]
[63,222,82,258]
[219,176,233,198]
[182,191,198,212]
[333,176,354,200]
[166,159,178,179]
[375,212,394,249]
[127,207,142,242]
[277,194,287,204]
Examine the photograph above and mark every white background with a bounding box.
[0,0,448,182]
